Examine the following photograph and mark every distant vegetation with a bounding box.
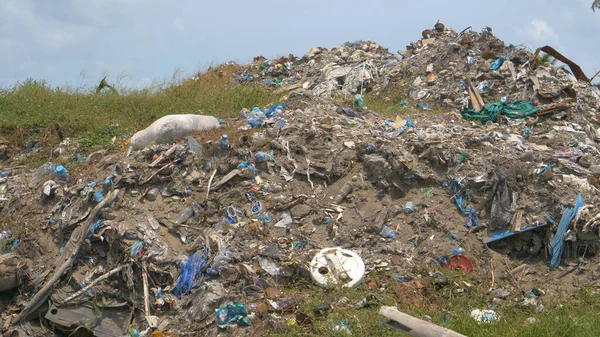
[0,64,278,155]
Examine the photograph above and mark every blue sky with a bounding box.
[1,0,598,89]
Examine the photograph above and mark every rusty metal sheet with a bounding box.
[532,46,590,83]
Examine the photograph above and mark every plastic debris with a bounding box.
[471,309,499,323]
[174,247,209,296]
[549,193,583,268]
[310,247,365,288]
[215,303,251,328]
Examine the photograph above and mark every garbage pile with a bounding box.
[236,40,401,98]
[1,23,600,336]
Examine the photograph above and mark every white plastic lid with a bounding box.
[310,247,365,288]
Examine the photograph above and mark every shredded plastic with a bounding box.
[549,193,583,268]
[451,179,481,228]
[174,246,209,296]
[87,219,104,238]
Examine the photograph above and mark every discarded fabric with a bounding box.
[461,100,540,124]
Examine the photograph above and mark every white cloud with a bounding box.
[521,19,559,44]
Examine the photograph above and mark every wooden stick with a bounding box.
[142,262,151,317]
[142,261,158,328]
[379,306,467,337]
[62,264,127,304]
[206,168,217,198]
[142,162,174,185]
[149,144,180,167]
[14,189,121,324]
[489,256,495,291]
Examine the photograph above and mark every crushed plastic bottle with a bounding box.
[29,162,55,188]
[380,226,396,239]
[187,136,202,157]
[175,206,195,225]
[210,248,238,273]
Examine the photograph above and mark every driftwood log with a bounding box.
[379,306,467,337]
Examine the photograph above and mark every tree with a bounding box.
[535,53,557,67]
[593,0,600,11]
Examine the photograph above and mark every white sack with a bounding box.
[130,114,220,151]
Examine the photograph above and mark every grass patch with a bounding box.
[0,65,278,156]
[266,271,600,337]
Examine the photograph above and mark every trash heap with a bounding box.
[236,40,401,98]
[1,24,600,336]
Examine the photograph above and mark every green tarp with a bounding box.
[461,100,540,124]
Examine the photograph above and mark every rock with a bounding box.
[259,244,279,259]
[578,154,592,168]
[313,303,333,314]
[492,288,511,299]
[526,317,538,324]
[290,204,312,218]
[265,287,282,299]
[255,302,269,318]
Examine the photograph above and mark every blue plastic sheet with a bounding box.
[549,193,583,268]
[174,247,209,296]
[450,179,481,228]
[490,56,508,70]
[264,104,287,118]
[87,219,103,237]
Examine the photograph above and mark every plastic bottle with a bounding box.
[29,162,55,188]
[55,165,69,182]
[146,188,160,201]
[333,181,354,204]
[187,136,203,157]
[404,202,414,213]
[175,207,194,225]
[219,134,229,155]
[380,226,396,239]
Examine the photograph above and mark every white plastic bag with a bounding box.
[129,114,220,152]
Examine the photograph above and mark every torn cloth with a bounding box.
[461,100,540,124]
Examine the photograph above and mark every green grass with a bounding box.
[267,272,600,337]
[0,65,278,155]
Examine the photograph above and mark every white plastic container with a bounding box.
[310,247,365,288]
